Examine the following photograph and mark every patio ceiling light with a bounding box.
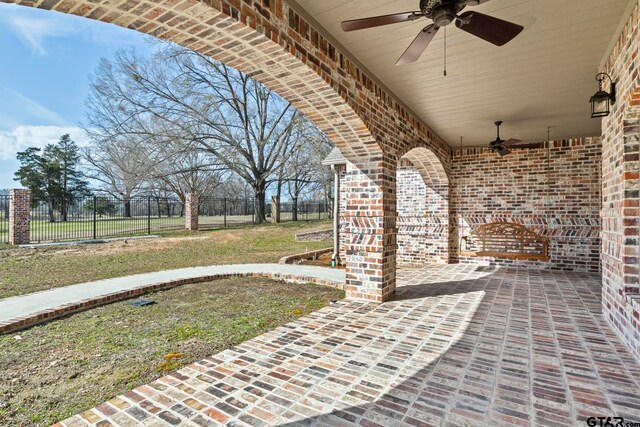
[589,73,616,118]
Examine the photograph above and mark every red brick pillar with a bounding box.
[9,189,30,245]
[185,193,199,231]
[344,157,397,302]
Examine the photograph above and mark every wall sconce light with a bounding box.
[589,73,616,118]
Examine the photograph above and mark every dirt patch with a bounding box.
[299,252,345,269]
[0,276,344,426]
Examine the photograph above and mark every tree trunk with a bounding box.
[179,194,186,218]
[124,199,132,218]
[276,179,282,206]
[48,200,55,223]
[62,151,68,222]
[253,181,267,224]
[326,183,334,218]
[292,196,298,222]
[61,198,68,222]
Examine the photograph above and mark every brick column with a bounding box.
[185,193,199,231]
[600,2,640,362]
[344,157,397,302]
[9,189,30,245]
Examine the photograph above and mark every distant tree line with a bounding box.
[13,40,333,223]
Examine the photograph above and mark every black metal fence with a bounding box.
[279,200,329,222]
[198,197,256,230]
[0,192,330,244]
[0,195,10,244]
[28,195,185,243]
[197,198,329,229]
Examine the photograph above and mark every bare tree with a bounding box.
[149,139,225,207]
[82,136,155,217]
[282,126,332,220]
[84,44,307,223]
[217,177,253,200]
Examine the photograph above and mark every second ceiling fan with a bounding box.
[341,0,524,65]
[488,121,544,156]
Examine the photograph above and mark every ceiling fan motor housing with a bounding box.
[420,0,465,26]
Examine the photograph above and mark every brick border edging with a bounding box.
[0,272,345,335]
[278,248,333,264]
[294,229,332,242]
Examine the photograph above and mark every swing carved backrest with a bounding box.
[459,222,549,261]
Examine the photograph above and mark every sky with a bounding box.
[0,3,153,189]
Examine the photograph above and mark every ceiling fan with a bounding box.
[341,0,524,65]
[488,121,543,156]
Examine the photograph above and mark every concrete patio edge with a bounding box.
[0,264,346,335]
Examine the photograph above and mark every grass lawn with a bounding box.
[0,221,331,298]
[0,215,330,244]
[0,277,344,426]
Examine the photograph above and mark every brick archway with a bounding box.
[7,0,453,301]
[397,147,450,266]
[5,0,452,161]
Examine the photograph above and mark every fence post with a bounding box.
[223,197,227,228]
[271,196,280,223]
[8,189,30,245]
[92,196,97,240]
[318,202,321,220]
[147,196,151,234]
[185,192,199,231]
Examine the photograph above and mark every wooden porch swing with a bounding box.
[458,128,553,263]
[459,221,549,261]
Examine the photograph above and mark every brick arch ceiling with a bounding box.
[401,147,450,190]
[8,0,451,168]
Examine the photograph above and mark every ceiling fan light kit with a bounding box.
[486,121,542,156]
[341,0,524,66]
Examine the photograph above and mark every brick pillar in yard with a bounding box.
[185,193,199,231]
[9,189,30,245]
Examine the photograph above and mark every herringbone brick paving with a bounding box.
[56,264,640,426]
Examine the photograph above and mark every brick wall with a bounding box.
[397,161,449,265]
[601,1,640,362]
[452,138,602,272]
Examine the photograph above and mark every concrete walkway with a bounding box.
[0,264,346,332]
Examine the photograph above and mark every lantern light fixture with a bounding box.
[589,73,616,118]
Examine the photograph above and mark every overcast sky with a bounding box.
[0,3,152,189]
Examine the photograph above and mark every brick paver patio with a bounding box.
[56,264,640,426]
